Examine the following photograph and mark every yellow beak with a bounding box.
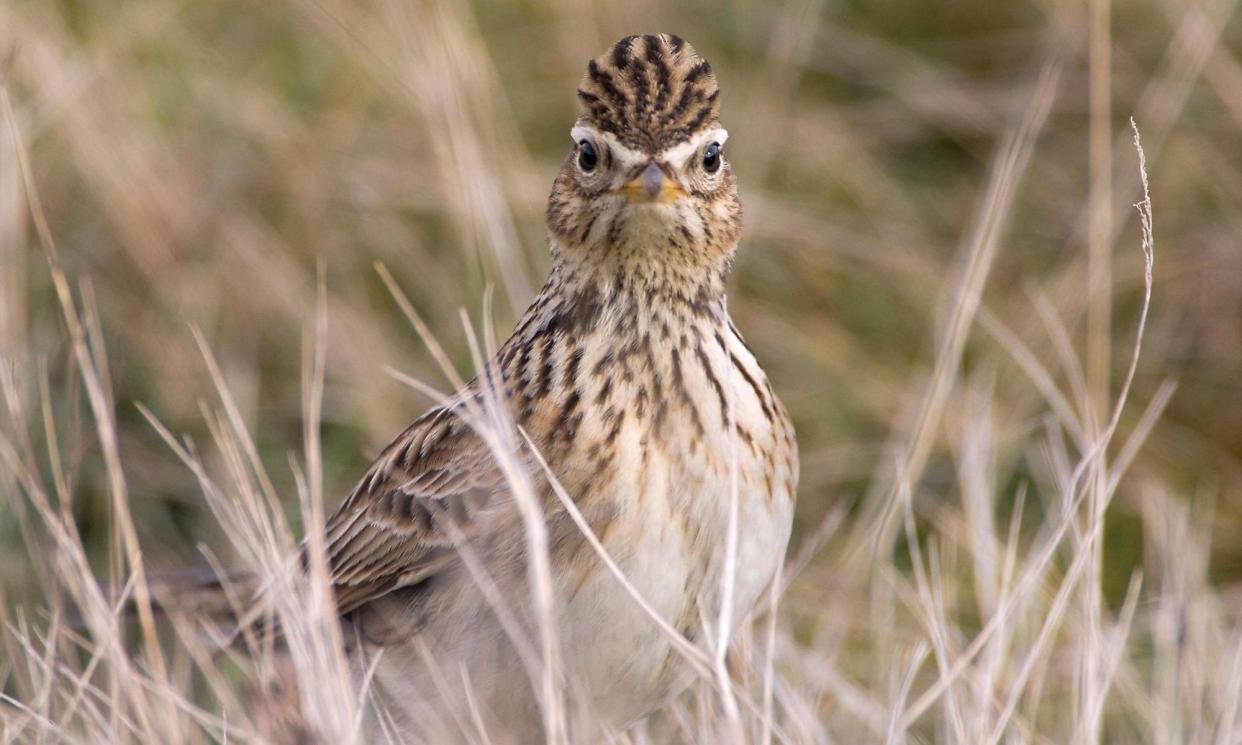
[620,163,685,203]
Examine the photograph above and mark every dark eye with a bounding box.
[703,142,721,173]
[578,140,598,172]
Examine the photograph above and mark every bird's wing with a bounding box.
[322,397,510,616]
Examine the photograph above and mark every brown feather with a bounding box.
[576,34,721,152]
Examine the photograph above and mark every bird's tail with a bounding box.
[71,567,264,647]
[146,567,259,621]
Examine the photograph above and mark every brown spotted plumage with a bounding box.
[317,33,797,744]
[577,34,721,152]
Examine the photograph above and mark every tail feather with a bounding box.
[70,568,264,646]
[145,568,259,621]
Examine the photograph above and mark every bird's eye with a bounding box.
[578,140,598,172]
[703,142,722,174]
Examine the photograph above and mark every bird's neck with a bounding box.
[492,246,743,465]
[537,251,730,335]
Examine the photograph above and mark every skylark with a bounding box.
[321,33,797,743]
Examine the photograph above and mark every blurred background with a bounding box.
[1,0,1241,741]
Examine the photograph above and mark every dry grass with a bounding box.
[2,0,1241,742]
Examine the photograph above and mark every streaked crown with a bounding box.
[577,34,720,153]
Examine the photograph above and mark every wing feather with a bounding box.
[322,398,510,616]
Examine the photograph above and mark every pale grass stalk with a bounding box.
[519,425,793,740]
[957,380,1000,617]
[1211,634,1242,745]
[1105,379,1176,496]
[0,692,72,745]
[788,641,885,734]
[1037,417,1080,547]
[36,362,71,514]
[359,400,543,680]
[413,642,484,744]
[0,368,149,741]
[759,561,782,745]
[982,483,1107,745]
[136,305,368,742]
[4,85,175,740]
[979,485,1027,740]
[884,642,929,745]
[898,473,967,742]
[374,269,567,743]
[860,62,1059,558]
[1028,287,1093,427]
[977,309,1086,449]
[368,684,404,745]
[894,116,1157,743]
[779,504,848,594]
[10,626,247,744]
[1078,117,1155,744]
[286,275,360,743]
[993,123,1155,744]
[55,583,139,729]
[156,611,247,722]
[461,666,498,745]
[518,429,711,673]
[1146,494,1183,745]
[1088,574,1144,727]
[360,380,551,696]
[457,308,567,745]
[376,262,466,395]
[899,436,1109,728]
[191,325,287,529]
[374,382,555,726]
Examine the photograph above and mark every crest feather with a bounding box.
[576,34,720,152]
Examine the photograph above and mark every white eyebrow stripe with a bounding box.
[660,128,728,169]
[569,125,730,171]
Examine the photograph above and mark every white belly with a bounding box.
[556,331,797,726]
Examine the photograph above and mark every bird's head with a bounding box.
[547,34,741,283]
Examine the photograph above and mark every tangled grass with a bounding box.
[2,1,1240,742]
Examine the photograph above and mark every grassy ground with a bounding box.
[1,0,1241,742]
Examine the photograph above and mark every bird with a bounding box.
[315,33,797,744]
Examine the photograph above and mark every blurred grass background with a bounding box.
[1,0,1241,741]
